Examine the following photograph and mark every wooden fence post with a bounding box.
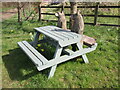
[38,3,41,21]
[94,2,99,25]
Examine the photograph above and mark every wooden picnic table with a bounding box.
[18,26,97,78]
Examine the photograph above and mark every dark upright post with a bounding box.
[94,2,99,25]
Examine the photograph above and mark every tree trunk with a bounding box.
[69,2,78,30]
[17,2,22,22]
[69,2,78,51]
[70,2,78,14]
[61,2,65,12]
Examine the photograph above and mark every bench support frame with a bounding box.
[31,31,97,78]
[48,44,63,78]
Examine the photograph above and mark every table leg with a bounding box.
[48,44,63,79]
[32,32,40,47]
[77,42,89,63]
[81,54,89,63]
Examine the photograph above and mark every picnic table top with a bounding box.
[34,26,82,47]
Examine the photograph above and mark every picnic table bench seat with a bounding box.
[17,26,98,79]
[18,41,48,67]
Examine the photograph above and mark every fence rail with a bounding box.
[39,5,120,27]
[41,19,120,27]
[41,6,120,8]
[41,13,120,18]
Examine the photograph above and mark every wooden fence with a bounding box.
[38,5,120,27]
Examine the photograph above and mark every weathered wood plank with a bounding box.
[48,26,81,39]
[59,37,80,47]
[83,35,96,46]
[47,27,72,40]
[48,26,75,39]
[22,41,48,64]
[17,41,43,67]
[34,27,63,42]
[41,27,68,41]
[47,26,80,38]
[46,26,78,39]
[41,6,120,8]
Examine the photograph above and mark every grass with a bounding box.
[2,9,119,88]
